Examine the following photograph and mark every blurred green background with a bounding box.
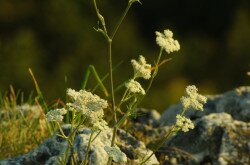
[0,0,249,112]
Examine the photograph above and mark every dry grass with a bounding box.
[0,87,49,159]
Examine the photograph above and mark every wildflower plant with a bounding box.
[43,0,207,164]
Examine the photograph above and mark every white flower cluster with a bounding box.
[125,79,145,95]
[104,145,127,163]
[131,55,151,79]
[86,109,108,131]
[45,88,109,130]
[67,89,108,113]
[67,88,109,130]
[92,119,108,131]
[155,29,180,54]
[46,108,67,122]
[180,85,207,111]
[175,114,194,132]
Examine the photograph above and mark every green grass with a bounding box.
[0,86,49,159]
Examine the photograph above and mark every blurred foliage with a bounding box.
[0,0,249,112]
[0,87,48,159]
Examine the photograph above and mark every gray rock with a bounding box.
[160,86,250,125]
[116,129,159,165]
[124,108,170,145]
[161,113,250,165]
[0,125,159,165]
[132,108,161,127]
[1,87,250,165]
[130,87,250,165]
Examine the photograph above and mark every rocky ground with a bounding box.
[1,86,250,165]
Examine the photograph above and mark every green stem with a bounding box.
[56,122,67,139]
[126,48,164,119]
[108,2,136,156]
[70,110,77,164]
[63,110,77,165]
[115,109,130,128]
[107,39,118,165]
[111,3,131,39]
[92,1,136,165]
[108,40,117,124]
[91,130,101,142]
[140,126,176,164]
[93,0,107,33]
[82,129,95,165]
[180,108,187,116]
[116,88,130,110]
[145,48,163,93]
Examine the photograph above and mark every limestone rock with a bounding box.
[132,108,161,127]
[1,87,250,165]
[124,108,170,145]
[160,86,250,126]
[161,113,250,165]
[131,87,250,165]
[0,124,159,165]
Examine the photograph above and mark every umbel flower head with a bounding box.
[155,29,180,54]
[67,88,108,113]
[125,79,145,95]
[66,88,109,130]
[92,119,108,131]
[46,108,67,122]
[131,55,151,79]
[104,145,127,163]
[85,109,108,130]
[180,85,207,111]
[175,114,194,132]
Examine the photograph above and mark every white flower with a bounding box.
[86,109,107,129]
[67,89,108,114]
[66,88,109,129]
[46,108,67,122]
[67,88,81,100]
[155,29,180,54]
[92,119,108,131]
[104,145,127,163]
[180,85,207,111]
[175,114,194,132]
[131,55,151,79]
[125,79,145,95]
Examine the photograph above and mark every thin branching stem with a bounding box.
[108,41,117,123]
[91,130,101,142]
[91,1,138,164]
[111,3,131,39]
[93,0,107,33]
[145,48,164,93]
[107,40,118,165]
[140,126,176,164]
[82,129,95,165]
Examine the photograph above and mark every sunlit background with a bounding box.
[0,0,249,112]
